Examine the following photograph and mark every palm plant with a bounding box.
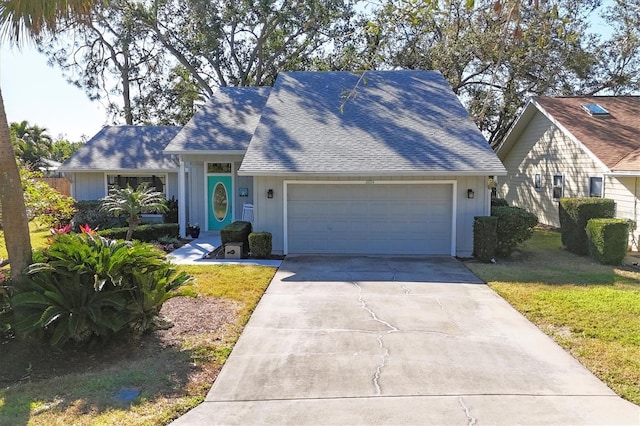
[11,232,193,347]
[0,0,97,281]
[11,121,54,168]
[100,182,168,240]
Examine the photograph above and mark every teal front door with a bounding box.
[208,175,233,230]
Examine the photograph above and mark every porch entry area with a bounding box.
[207,162,233,231]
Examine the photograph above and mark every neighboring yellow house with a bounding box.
[496,96,640,250]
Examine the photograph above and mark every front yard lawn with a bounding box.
[467,229,640,405]
[0,223,52,260]
[0,264,276,425]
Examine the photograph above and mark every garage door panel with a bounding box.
[287,184,453,255]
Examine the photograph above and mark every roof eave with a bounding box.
[531,98,611,172]
[58,168,179,173]
[604,170,640,177]
[238,169,507,177]
[495,99,538,159]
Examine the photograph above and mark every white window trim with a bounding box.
[282,180,458,256]
[534,173,542,191]
[552,174,564,201]
[589,175,604,198]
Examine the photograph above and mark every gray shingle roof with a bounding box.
[164,87,271,154]
[238,71,506,176]
[58,126,181,172]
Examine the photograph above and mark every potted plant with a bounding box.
[187,223,200,238]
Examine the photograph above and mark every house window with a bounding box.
[589,177,603,197]
[207,163,232,173]
[552,175,564,200]
[107,175,165,193]
[534,174,542,191]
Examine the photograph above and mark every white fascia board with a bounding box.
[57,168,179,173]
[495,99,537,158]
[531,98,611,173]
[238,169,507,177]
[604,171,640,177]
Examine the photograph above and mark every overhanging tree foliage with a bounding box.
[37,0,357,125]
[350,0,618,146]
[0,0,98,281]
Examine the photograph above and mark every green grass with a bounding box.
[0,223,51,260]
[0,261,276,425]
[467,229,640,405]
[180,264,274,323]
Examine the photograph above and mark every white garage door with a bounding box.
[286,183,453,255]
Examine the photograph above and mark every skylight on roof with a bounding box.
[581,103,610,116]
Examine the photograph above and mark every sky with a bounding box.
[0,4,615,143]
[1,45,108,141]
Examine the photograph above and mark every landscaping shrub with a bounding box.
[21,168,76,227]
[491,206,538,258]
[491,197,509,208]
[221,221,252,255]
[72,200,126,231]
[473,216,498,262]
[10,233,193,347]
[559,198,616,255]
[98,223,179,242]
[586,218,630,265]
[249,232,272,258]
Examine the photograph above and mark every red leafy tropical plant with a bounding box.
[79,223,97,236]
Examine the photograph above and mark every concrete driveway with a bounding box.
[173,255,640,425]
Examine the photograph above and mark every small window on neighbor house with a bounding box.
[534,174,542,191]
[552,175,564,200]
[580,103,610,116]
[207,163,232,173]
[590,177,603,197]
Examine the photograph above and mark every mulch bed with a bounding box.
[0,296,240,387]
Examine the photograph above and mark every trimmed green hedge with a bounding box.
[559,198,615,255]
[491,206,538,258]
[491,198,509,208]
[473,216,498,262]
[98,223,179,242]
[586,218,629,265]
[249,232,272,258]
[221,221,252,255]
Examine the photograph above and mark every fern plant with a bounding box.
[11,232,193,347]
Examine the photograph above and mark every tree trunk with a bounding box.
[0,88,33,281]
[121,40,133,125]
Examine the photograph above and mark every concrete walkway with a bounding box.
[172,255,640,425]
[167,233,282,267]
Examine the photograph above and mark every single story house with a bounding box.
[495,96,640,248]
[58,126,181,200]
[166,70,506,256]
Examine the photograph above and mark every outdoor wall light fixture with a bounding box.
[267,189,274,199]
[467,189,475,199]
